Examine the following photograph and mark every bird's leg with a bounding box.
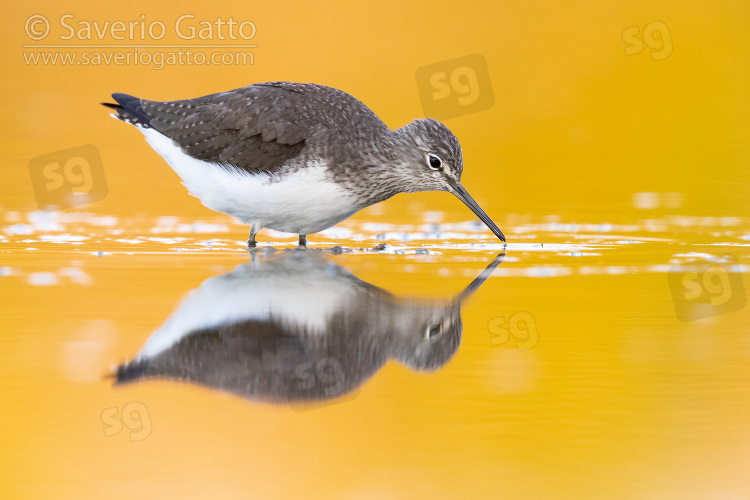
[298,234,307,248]
[247,224,261,248]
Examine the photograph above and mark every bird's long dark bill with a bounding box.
[453,184,506,242]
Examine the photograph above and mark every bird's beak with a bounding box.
[452,183,506,243]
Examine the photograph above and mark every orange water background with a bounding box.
[2,1,750,499]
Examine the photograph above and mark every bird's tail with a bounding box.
[113,357,150,385]
[101,93,152,128]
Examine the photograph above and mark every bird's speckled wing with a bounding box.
[104,82,390,175]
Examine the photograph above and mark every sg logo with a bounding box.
[416,54,494,120]
[622,21,673,61]
[101,401,152,442]
[28,144,107,211]
[668,256,746,322]
[488,312,539,350]
[290,357,359,412]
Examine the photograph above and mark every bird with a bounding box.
[101,82,506,247]
[114,249,505,405]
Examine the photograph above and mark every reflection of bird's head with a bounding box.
[389,300,463,372]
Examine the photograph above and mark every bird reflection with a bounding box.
[115,250,504,405]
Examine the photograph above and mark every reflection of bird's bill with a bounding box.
[452,183,506,242]
[456,251,505,303]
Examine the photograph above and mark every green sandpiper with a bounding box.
[102,82,506,247]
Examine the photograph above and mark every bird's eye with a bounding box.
[426,154,442,171]
[426,322,443,339]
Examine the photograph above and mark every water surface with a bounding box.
[3,212,749,499]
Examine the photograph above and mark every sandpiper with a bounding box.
[102,82,505,247]
[114,250,505,403]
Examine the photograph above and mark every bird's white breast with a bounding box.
[139,127,361,234]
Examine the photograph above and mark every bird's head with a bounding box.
[394,118,505,242]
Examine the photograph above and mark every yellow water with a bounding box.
[2,1,750,499]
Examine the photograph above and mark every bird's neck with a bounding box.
[323,132,410,207]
